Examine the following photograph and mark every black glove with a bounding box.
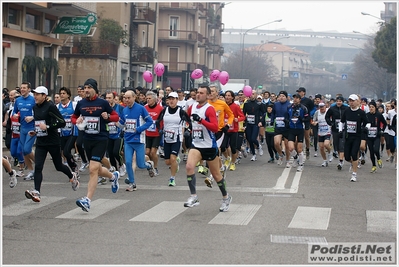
[192,114,202,122]
[158,129,164,136]
[184,129,191,137]
[222,125,230,134]
[338,131,343,138]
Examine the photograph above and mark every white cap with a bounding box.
[167,92,178,98]
[33,86,48,95]
[257,95,263,99]
[348,94,359,101]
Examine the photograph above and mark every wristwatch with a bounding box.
[46,125,50,129]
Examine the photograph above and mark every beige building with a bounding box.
[2,2,95,96]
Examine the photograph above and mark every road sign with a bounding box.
[53,13,97,34]
[341,74,348,80]
[292,72,299,78]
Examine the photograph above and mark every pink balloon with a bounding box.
[155,63,165,77]
[219,71,229,85]
[191,69,203,79]
[143,70,153,83]
[243,85,252,97]
[209,69,220,82]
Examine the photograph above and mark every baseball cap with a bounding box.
[296,87,306,92]
[257,95,263,99]
[348,94,359,101]
[318,102,326,107]
[292,93,301,98]
[167,92,178,98]
[33,86,48,95]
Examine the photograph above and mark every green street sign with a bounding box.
[53,13,97,34]
[258,85,263,89]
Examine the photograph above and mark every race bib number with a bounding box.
[192,126,204,141]
[368,127,377,138]
[11,121,20,134]
[35,120,48,137]
[125,119,137,133]
[247,115,255,124]
[85,117,100,134]
[63,118,72,131]
[291,118,298,124]
[346,121,357,133]
[108,122,118,134]
[319,121,329,135]
[147,122,157,132]
[265,118,271,127]
[275,117,285,128]
[335,119,341,127]
[164,129,176,142]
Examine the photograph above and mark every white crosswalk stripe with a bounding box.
[3,196,66,216]
[366,210,396,233]
[56,198,129,220]
[288,206,331,230]
[130,201,186,222]
[209,204,261,225]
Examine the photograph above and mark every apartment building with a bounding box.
[3,2,225,96]
[2,2,95,95]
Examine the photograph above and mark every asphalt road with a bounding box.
[2,146,397,265]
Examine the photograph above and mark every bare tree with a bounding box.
[222,50,278,88]
[348,39,396,100]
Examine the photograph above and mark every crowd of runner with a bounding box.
[2,82,397,211]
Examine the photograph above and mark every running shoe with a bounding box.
[146,160,155,177]
[350,173,357,182]
[24,171,34,181]
[360,156,365,165]
[229,163,236,171]
[183,153,188,162]
[73,153,81,162]
[328,152,334,162]
[79,162,89,172]
[205,175,214,188]
[16,170,24,177]
[13,157,19,166]
[219,194,232,212]
[321,161,328,167]
[291,159,298,168]
[306,149,310,160]
[297,164,304,172]
[268,158,274,163]
[357,160,362,169]
[275,153,279,160]
[119,164,126,176]
[184,195,200,208]
[168,178,176,187]
[337,162,343,170]
[242,148,248,158]
[333,151,338,158]
[314,152,318,157]
[70,172,80,191]
[126,183,137,191]
[390,155,394,163]
[9,170,17,188]
[25,189,41,202]
[98,177,107,185]
[224,157,231,168]
[370,166,377,173]
[198,166,209,176]
[377,159,383,169]
[154,168,159,176]
[285,162,292,168]
[111,171,120,193]
[277,157,283,166]
[76,196,90,212]
[250,155,257,161]
[258,146,264,156]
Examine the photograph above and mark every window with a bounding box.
[8,8,18,25]
[44,47,52,59]
[44,18,55,34]
[169,47,178,70]
[169,16,178,37]
[26,13,39,30]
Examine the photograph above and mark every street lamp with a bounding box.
[240,19,282,78]
[361,11,385,21]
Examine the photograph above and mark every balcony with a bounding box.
[132,5,156,25]
[131,47,155,65]
[158,29,200,44]
[164,61,209,74]
[59,40,118,59]
[158,3,199,15]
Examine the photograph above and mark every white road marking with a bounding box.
[208,204,261,225]
[56,198,129,220]
[366,210,396,233]
[288,206,331,230]
[3,196,66,216]
[130,201,187,222]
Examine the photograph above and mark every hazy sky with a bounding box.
[222,1,386,34]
